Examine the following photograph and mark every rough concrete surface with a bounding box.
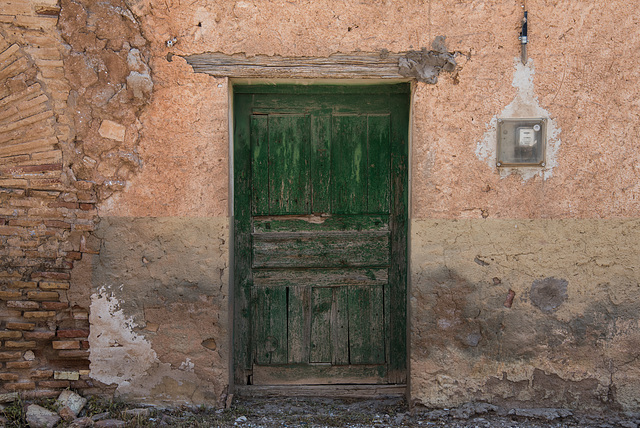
[411,219,640,411]
[89,216,229,404]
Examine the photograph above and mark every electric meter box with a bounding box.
[496,118,547,167]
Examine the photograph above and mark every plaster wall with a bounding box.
[6,0,634,410]
[410,219,640,411]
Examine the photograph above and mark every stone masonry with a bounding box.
[0,0,149,398]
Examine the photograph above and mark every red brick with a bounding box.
[23,331,56,340]
[30,370,53,379]
[31,271,70,280]
[57,350,89,358]
[0,309,23,317]
[6,300,39,309]
[4,341,36,348]
[9,198,43,208]
[0,226,24,235]
[25,250,57,259]
[6,322,35,331]
[23,311,56,319]
[44,220,71,229]
[76,191,96,203]
[72,224,94,231]
[4,281,37,290]
[48,201,78,209]
[30,191,61,199]
[14,165,53,176]
[81,340,89,349]
[76,211,98,221]
[38,281,70,290]
[38,380,69,388]
[26,291,59,301]
[52,341,79,350]
[0,331,22,339]
[8,219,42,227]
[57,329,90,338]
[41,302,68,310]
[0,373,19,381]
[65,251,82,260]
[0,272,22,280]
[79,203,94,210]
[6,361,33,369]
[0,351,23,361]
[27,207,64,218]
[0,291,22,300]
[5,382,36,391]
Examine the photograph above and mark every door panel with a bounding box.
[252,231,390,268]
[331,115,368,214]
[234,84,409,386]
[267,115,310,215]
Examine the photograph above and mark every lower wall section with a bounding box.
[410,219,640,412]
[85,216,640,410]
[89,216,229,405]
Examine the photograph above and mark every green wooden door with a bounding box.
[234,84,409,386]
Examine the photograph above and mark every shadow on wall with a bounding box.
[86,216,230,405]
[414,267,640,411]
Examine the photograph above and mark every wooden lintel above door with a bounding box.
[183,49,457,82]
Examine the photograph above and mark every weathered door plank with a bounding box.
[252,267,388,288]
[251,115,269,215]
[254,286,288,365]
[268,115,310,215]
[253,364,387,385]
[287,286,310,364]
[331,115,368,214]
[252,231,390,268]
[311,115,331,213]
[348,285,385,364]
[253,214,389,233]
[367,115,391,213]
[332,286,349,365]
[310,287,332,363]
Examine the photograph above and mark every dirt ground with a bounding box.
[3,394,639,427]
[146,397,639,428]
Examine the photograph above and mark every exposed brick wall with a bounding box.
[0,2,103,398]
[0,187,99,397]
[1,0,152,398]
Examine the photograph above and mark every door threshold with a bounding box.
[234,384,406,399]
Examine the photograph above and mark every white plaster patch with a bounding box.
[476,59,561,180]
[89,288,158,393]
[179,358,195,372]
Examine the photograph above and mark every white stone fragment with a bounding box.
[57,389,87,416]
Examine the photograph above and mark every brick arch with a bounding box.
[0,33,63,191]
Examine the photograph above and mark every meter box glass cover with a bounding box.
[496,118,546,167]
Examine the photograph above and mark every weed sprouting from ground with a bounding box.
[2,397,25,428]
